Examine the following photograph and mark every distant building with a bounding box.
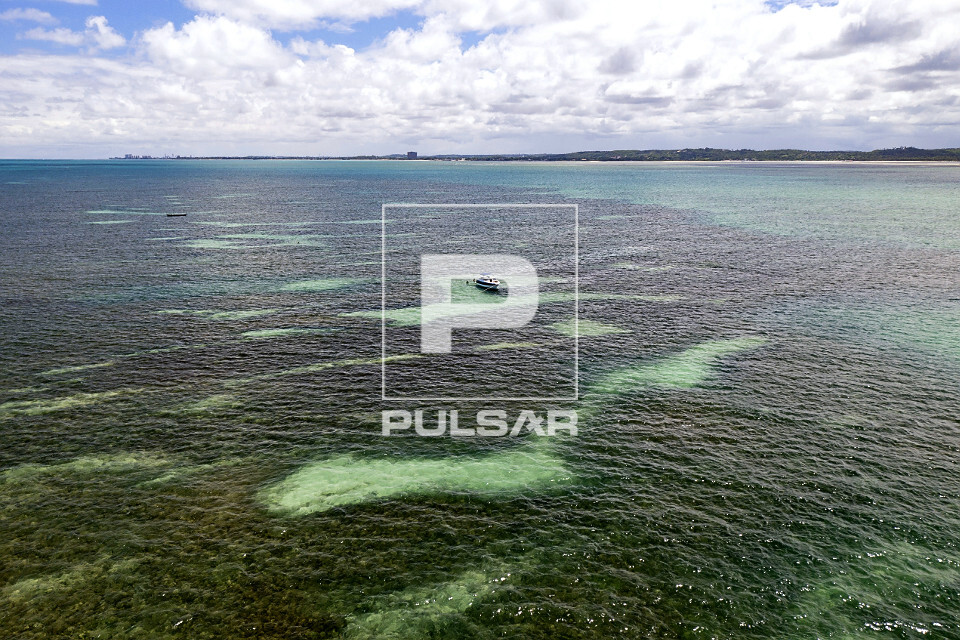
[407,151,418,159]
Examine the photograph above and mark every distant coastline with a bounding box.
[110,147,960,162]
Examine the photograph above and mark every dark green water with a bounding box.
[1,160,959,638]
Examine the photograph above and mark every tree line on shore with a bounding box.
[129,147,960,161]
[439,147,960,162]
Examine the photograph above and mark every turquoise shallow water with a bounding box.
[1,160,959,638]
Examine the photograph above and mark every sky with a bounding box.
[0,0,958,158]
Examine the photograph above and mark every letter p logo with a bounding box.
[420,254,539,353]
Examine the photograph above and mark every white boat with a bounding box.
[474,274,500,290]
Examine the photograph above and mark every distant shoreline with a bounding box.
[109,147,960,162]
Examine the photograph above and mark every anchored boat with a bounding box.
[474,274,500,291]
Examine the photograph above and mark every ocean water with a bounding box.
[1,159,959,639]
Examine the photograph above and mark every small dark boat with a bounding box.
[166,213,187,217]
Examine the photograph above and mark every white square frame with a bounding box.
[381,203,579,402]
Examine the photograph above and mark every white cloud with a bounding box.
[21,26,85,46]
[183,0,421,29]
[0,8,58,24]
[2,0,960,157]
[142,16,292,74]
[84,15,126,49]
[19,15,125,51]
[182,0,589,31]
[53,0,98,5]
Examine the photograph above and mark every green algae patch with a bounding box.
[217,232,328,246]
[204,309,281,321]
[192,220,313,227]
[240,327,328,340]
[179,393,243,414]
[40,360,116,376]
[280,278,366,292]
[0,451,245,492]
[181,239,254,250]
[40,345,197,377]
[137,457,246,488]
[550,318,630,337]
[262,447,570,516]
[139,344,195,355]
[2,557,140,603]
[3,567,89,603]
[343,566,512,639]
[0,452,172,485]
[157,308,280,321]
[787,540,960,638]
[3,386,47,395]
[0,389,141,417]
[589,337,768,393]
[343,307,421,326]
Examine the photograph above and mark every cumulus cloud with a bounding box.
[19,15,125,51]
[2,0,960,157]
[182,0,587,31]
[0,8,58,24]
[183,0,422,29]
[20,26,85,46]
[142,15,292,73]
[84,16,125,49]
